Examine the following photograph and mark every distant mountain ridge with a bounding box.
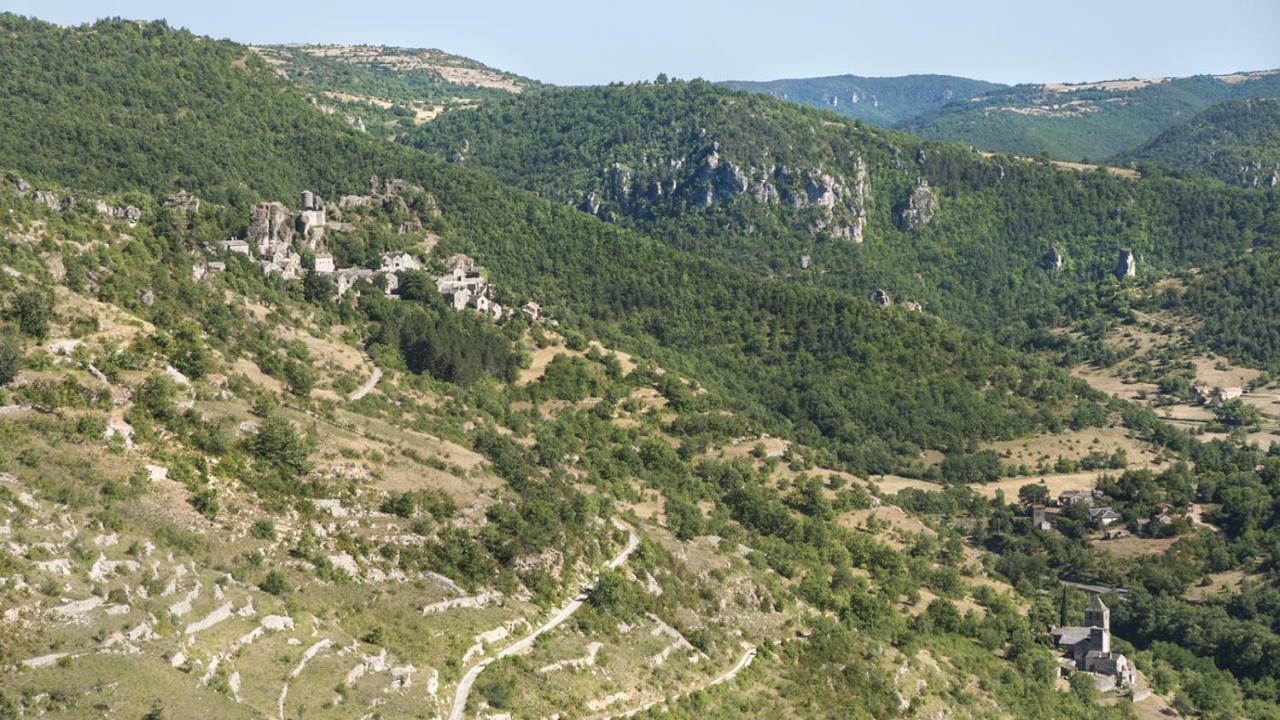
[901,69,1280,161]
[720,73,1005,126]
[407,80,1280,339]
[1118,97,1280,187]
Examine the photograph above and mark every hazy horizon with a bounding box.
[6,0,1280,87]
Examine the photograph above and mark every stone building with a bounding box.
[297,191,327,248]
[1051,595,1136,692]
[380,251,420,273]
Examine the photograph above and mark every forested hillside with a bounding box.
[0,16,436,203]
[0,13,1082,472]
[2,11,1280,720]
[1155,246,1280,368]
[901,71,1280,161]
[1119,98,1280,187]
[720,73,1004,126]
[407,80,1280,341]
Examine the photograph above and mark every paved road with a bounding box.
[447,519,639,720]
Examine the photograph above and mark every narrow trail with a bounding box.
[278,638,332,720]
[1129,308,1184,332]
[348,365,382,401]
[598,645,758,720]
[447,518,639,720]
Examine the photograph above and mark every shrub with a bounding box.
[259,570,291,596]
[250,519,277,540]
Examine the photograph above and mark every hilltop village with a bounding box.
[196,179,544,322]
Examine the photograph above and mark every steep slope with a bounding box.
[0,13,1088,471]
[0,150,1143,720]
[721,73,1005,126]
[0,15,425,203]
[1118,98,1280,187]
[252,44,535,138]
[3,13,1279,720]
[902,70,1280,161]
[407,80,1280,339]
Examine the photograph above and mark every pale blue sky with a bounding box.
[7,0,1279,86]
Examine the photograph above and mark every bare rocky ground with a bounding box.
[0,276,810,719]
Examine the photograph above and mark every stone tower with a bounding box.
[1085,594,1110,631]
[1089,625,1111,653]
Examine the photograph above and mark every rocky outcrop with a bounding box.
[343,114,366,132]
[687,145,749,207]
[578,145,871,241]
[871,289,893,306]
[9,177,137,223]
[1045,247,1064,271]
[895,178,939,232]
[803,156,869,242]
[163,191,201,213]
[338,194,371,209]
[1237,160,1280,188]
[1116,249,1136,278]
[94,200,142,226]
[247,202,294,246]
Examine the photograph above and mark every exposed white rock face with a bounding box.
[51,596,104,620]
[327,552,360,578]
[104,417,135,448]
[247,201,294,248]
[581,143,873,244]
[89,553,140,582]
[94,200,142,226]
[1047,247,1065,271]
[895,177,939,231]
[1116,249,1137,278]
[163,190,201,213]
[803,161,868,242]
[184,601,234,635]
[261,614,295,631]
[421,590,501,615]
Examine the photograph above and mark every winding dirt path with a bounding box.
[447,518,638,720]
[278,638,332,720]
[598,645,757,720]
[348,365,382,401]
